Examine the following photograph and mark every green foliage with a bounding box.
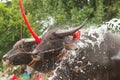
[0,0,120,62]
[0,1,30,60]
[92,0,104,24]
[116,0,120,18]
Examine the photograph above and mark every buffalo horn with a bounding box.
[54,18,88,37]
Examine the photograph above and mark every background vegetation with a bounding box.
[0,0,120,63]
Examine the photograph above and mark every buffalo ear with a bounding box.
[54,18,88,37]
[63,43,78,50]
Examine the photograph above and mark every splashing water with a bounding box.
[39,16,55,32]
[48,18,120,80]
[104,18,120,31]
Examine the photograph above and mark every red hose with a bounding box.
[19,0,41,44]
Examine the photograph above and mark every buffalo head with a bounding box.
[2,19,87,67]
[2,38,38,66]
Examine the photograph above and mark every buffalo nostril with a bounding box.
[2,56,9,62]
[2,57,7,61]
[75,47,78,50]
[3,54,8,60]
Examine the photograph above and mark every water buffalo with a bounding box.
[2,18,87,72]
[2,18,120,80]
